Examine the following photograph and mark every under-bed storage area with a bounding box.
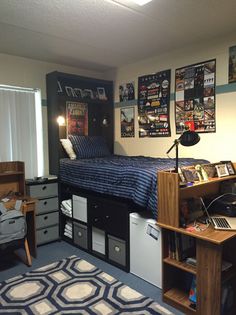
[59,183,132,271]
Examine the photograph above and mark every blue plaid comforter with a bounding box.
[59,155,208,218]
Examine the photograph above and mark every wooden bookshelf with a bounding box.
[0,161,25,197]
[158,168,236,315]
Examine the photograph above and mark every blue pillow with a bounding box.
[69,135,111,159]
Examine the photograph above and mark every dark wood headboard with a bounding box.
[46,71,114,175]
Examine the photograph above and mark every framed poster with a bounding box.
[175,59,216,134]
[120,107,135,137]
[229,45,236,83]
[66,101,88,136]
[138,69,171,137]
[119,82,135,102]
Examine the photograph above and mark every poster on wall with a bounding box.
[175,59,216,134]
[119,82,135,102]
[138,69,171,137]
[229,45,236,83]
[120,107,135,137]
[66,101,88,136]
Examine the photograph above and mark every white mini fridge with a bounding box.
[130,212,162,288]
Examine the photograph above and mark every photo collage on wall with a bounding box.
[138,69,171,137]
[175,59,216,133]
[120,107,135,138]
[66,101,88,136]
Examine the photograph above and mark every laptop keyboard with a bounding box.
[212,217,231,229]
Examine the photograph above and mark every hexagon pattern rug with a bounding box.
[0,255,174,314]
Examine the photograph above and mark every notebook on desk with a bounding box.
[202,198,236,230]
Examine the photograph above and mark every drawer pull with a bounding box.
[44,216,48,220]
[42,186,47,190]
[94,218,99,222]
[78,231,82,237]
[114,246,120,252]
[105,215,110,219]
[43,230,48,235]
[44,201,48,205]
[93,204,98,209]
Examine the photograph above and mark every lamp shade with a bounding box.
[179,130,200,147]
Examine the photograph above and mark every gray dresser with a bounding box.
[26,178,59,245]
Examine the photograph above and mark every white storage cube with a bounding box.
[92,227,105,255]
[72,195,87,223]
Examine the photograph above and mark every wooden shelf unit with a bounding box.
[157,169,236,315]
[0,161,26,196]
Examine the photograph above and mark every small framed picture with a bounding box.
[181,167,199,182]
[215,164,229,177]
[202,163,217,178]
[178,168,187,183]
[221,161,236,175]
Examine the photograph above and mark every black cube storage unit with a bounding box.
[59,183,131,272]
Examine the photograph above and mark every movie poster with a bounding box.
[119,82,135,102]
[138,69,171,137]
[120,107,135,137]
[175,59,216,133]
[229,45,236,83]
[66,101,88,136]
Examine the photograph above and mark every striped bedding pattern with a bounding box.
[59,155,208,218]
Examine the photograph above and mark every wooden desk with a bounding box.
[5,196,37,259]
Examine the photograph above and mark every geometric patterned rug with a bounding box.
[0,255,174,315]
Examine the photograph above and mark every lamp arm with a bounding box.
[166,139,180,155]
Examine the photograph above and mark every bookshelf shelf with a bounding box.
[164,257,196,275]
[158,167,236,315]
[164,288,196,314]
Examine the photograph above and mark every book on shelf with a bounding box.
[168,232,195,262]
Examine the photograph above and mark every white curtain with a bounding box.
[0,88,44,179]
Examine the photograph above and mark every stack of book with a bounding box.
[168,231,195,261]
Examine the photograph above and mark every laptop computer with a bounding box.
[200,197,236,230]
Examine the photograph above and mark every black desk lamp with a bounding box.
[166,127,200,173]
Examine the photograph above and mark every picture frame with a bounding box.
[215,163,229,178]
[201,163,217,178]
[221,161,236,175]
[181,166,199,182]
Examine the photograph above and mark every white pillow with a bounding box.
[60,139,76,160]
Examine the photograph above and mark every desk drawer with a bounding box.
[37,225,59,245]
[36,197,58,214]
[27,183,58,198]
[36,212,59,229]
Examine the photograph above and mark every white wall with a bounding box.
[0,53,107,175]
[112,34,236,163]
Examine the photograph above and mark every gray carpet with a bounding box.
[0,241,183,315]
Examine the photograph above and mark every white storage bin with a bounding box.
[72,195,87,223]
[92,227,105,255]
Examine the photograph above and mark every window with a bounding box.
[0,85,44,179]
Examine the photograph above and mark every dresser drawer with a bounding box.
[36,197,58,214]
[27,183,58,198]
[36,212,59,230]
[36,225,59,245]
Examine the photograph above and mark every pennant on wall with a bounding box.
[138,69,171,137]
[175,59,216,134]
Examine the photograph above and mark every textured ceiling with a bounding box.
[0,0,236,72]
